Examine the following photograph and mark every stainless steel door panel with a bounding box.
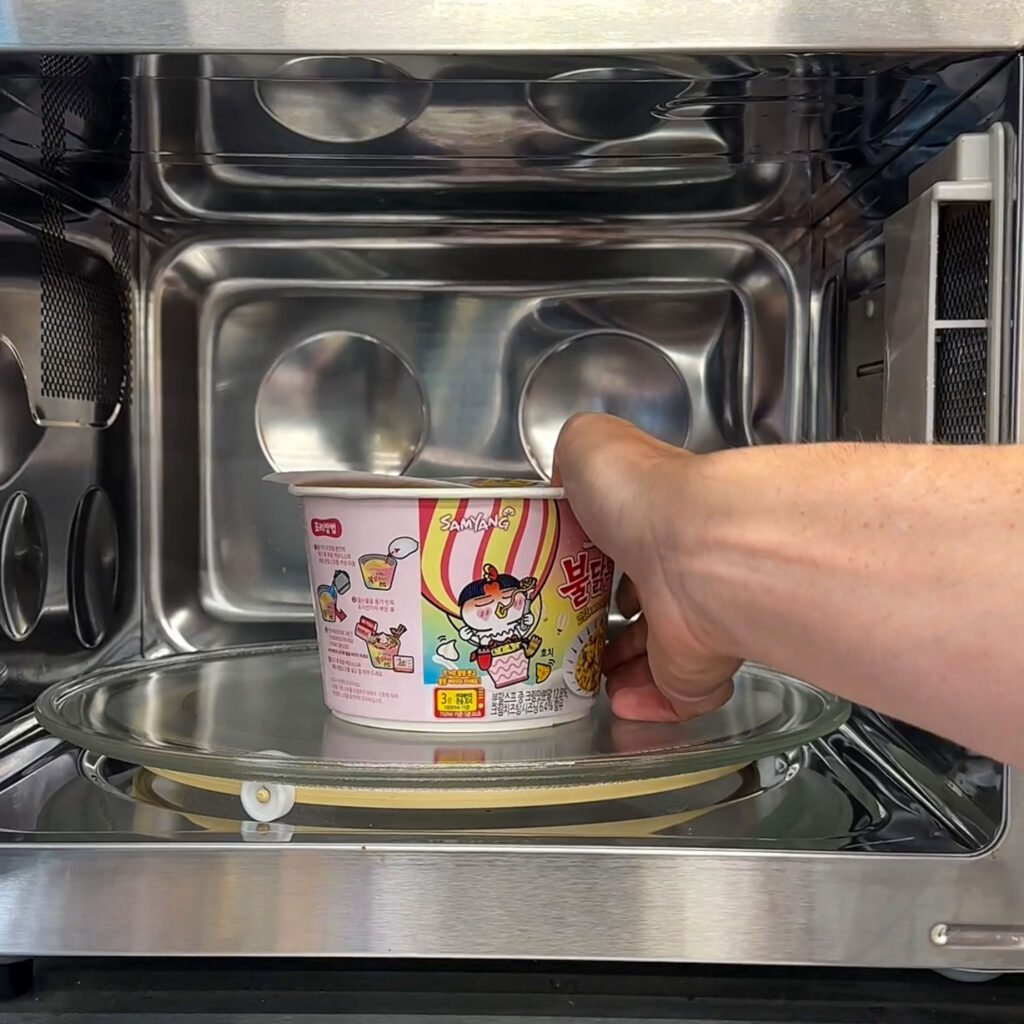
[0,777,1020,966]
[3,0,1022,54]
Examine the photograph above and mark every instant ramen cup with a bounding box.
[272,473,614,731]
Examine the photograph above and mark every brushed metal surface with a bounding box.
[0,794,1020,964]
[2,0,1022,52]
[0,203,140,686]
[146,228,802,642]
[0,696,1007,962]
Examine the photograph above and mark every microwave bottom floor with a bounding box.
[0,641,1016,968]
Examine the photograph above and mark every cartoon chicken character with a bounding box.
[456,564,541,687]
[420,496,561,688]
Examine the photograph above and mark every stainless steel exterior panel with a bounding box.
[0,0,1021,54]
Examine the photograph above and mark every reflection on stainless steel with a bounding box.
[0,42,1019,969]
[519,331,690,478]
[141,52,1015,224]
[255,331,427,474]
[0,341,42,489]
[34,648,849,788]
[146,54,793,221]
[0,412,137,687]
[836,714,999,848]
[526,68,681,142]
[0,708,1015,963]
[807,734,888,827]
[0,711,46,751]
[2,713,867,850]
[3,834,1023,961]
[67,487,119,649]
[0,238,128,431]
[149,230,800,635]
[0,491,47,642]
[13,743,857,850]
[138,52,1009,231]
[0,715,71,833]
[36,752,820,842]
[255,56,432,144]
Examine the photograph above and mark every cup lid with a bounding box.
[265,470,565,500]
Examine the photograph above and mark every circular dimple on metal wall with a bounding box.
[68,487,119,649]
[519,331,691,479]
[255,56,432,145]
[0,491,47,642]
[256,331,427,475]
[526,67,678,142]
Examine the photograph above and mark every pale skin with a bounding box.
[553,412,1024,767]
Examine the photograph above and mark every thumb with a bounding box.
[645,630,737,721]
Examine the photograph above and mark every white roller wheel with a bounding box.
[240,779,296,823]
[757,755,797,789]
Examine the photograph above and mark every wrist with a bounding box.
[645,448,749,659]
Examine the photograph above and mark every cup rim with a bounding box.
[289,483,566,500]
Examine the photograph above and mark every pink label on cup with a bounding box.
[300,494,612,730]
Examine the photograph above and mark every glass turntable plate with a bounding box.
[35,646,849,793]
[32,647,847,790]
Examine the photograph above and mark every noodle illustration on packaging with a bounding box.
[358,535,419,591]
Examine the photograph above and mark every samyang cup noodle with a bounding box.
[272,474,614,731]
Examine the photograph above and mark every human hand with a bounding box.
[553,414,738,722]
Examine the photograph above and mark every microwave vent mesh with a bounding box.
[934,327,987,445]
[38,54,132,408]
[936,201,989,322]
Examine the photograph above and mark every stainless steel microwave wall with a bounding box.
[0,16,1021,969]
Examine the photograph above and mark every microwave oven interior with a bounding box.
[0,49,1021,965]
